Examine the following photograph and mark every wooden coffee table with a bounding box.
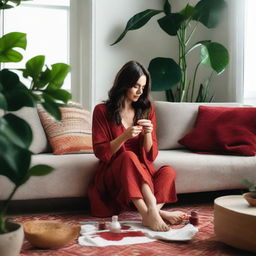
[214,195,256,253]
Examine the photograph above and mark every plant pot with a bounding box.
[0,221,24,256]
[243,192,256,207]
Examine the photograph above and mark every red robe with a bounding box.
[88,102,177,217]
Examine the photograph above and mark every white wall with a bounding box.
[78,0,241,110]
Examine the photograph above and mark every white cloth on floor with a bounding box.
[78,222,198,247]
[78,224,155,247]
[128,223,198,241]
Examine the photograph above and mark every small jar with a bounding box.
[98,222,106,230]
[189,211,199,226]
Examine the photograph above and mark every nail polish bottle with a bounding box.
[109,215,121,233]
[189,211,199,226]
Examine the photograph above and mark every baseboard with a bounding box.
[1,197,90,215]
[1,189,246,215]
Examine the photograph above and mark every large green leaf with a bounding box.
[186,40,211,55]
[45,89,72,103]
[111,9,163,45]
[42,95,61,121]
[0,32,26,62]
[193,0,227,28]
[148,57,182,91]
[5,88,34,111]
[200,42,229,74]
[0,92,7,110]
[0,134,32,185]
[164,0,171,15]
[0,69,34,111]
[0,69,20,91]
[47,63,70,90]
[28,165,54,176]
[12,147,32,185]
[180,4,196,20]
[2,113,32,148]
[157,13,184,36]
[24,55,45,80]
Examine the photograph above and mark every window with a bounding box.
[2,0,70,90]
[244,0,256,104]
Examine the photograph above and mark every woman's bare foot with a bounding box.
[142,207,170,232]
[160,210,187,225]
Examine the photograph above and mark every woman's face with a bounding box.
[126,75,147,103]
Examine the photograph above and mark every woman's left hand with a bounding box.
[137,119,153,134]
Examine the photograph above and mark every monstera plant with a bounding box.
[0,1,71,248]
[111,0,229,102]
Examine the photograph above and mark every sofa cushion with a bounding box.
[154,149,256,194]
[0,153,98,200]
[38,102,93,155]
[154,101,242,150]
[178,106,256,156]
[12,107,49,154]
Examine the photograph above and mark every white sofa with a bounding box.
[0,101,255,201]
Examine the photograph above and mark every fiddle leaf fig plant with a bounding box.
[111,0,229,102]
[0,0,71,234]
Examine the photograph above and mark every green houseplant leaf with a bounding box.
[200,42,229,74]
[45,89,71,103]
[0,32,26,62]
[158,13,185,36]
[28,164,54,176]
[179,4,197,21]
[0,136,32,185]
[4,88,34,111]
[42,94,62,121]
[24,55,45,81]
[111,9,163,45]
[164,0,171,15]
[1,113,32,149]
[148,57,182,91]
[0,69,34,111]
[46,63,71,90]
[193,0,227,28]
[0,92,7,110]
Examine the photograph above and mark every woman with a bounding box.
[88,61,185,231]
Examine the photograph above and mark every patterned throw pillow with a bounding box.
[38,102,93,155]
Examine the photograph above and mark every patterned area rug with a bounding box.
[12,204,254,256]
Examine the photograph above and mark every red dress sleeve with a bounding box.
[92,104,113,162]
[141,102,158,162]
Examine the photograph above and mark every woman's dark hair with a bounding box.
[105,60,152,125]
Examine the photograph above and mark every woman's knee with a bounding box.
[158,166,176,179]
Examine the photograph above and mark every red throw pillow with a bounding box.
[178,106,256,156]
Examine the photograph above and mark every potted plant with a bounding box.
[0,1,71,255]
[242,178,256,207]
[111,0,229,102]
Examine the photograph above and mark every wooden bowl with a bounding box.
[243,192,256,207]
[23,220,80,249]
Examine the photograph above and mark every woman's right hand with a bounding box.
[123,126,143,140]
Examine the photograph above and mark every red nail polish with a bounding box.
[189,211,199,226]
